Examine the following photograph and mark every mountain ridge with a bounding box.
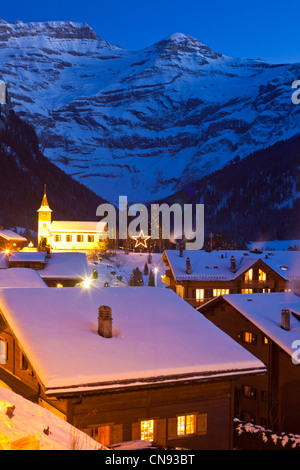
[0,19,299,204]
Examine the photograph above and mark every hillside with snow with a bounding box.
[0,19,299,204]
[0,385,103,450]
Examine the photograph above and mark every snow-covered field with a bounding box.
[0,385,103,450]
[86,250,166,288]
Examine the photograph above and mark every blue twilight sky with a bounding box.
[0,0,299,64]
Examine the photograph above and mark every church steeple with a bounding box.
[38,184,52,213]
[37,185,52,247]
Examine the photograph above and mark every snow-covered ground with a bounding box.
[86,250,166,288]
[0,385,104,450]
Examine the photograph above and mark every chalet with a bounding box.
[199,292,300,434]
[0,287,266,450]
[161,249,300,307]
[0,230,27,252]
[37,186,106,251]
[7,251,90,287]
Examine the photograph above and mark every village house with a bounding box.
[0,287,266,450]
[7,251,90,287]
[198,292,300,434]
[37,186,106,251]
[161,249,300,308]
[0,229,27,252]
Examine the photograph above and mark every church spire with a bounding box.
[37,185,52,212]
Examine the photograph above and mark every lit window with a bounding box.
[284,288,292,293]
[92,426,111,446]
[244,269,253,281]
[258,269,267,281]
[77,235,83,242]
[263,336,269,345]
[176,285,185,299]
[54,235,61,242]
[213,289,230,297]
[196,289,204,301]
[241,289,253,294]
[177,415,196,436]
[88,235,94,243]
[140,420,154,441]
[0,338,7,365]
[243,331,256,344]
[56,283,63,288]
[66,235,72,242]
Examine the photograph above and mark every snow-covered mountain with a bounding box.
[0,19,299,204]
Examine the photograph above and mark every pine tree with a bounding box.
[148,269,155,286]
[129,267,144,286]
[143,262,149,275]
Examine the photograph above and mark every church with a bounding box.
[37,186,106,251]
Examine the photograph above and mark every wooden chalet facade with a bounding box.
[0,287,266,450]
[162,249,299,308]
[199,293,300,434]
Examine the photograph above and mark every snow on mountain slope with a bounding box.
[0,19,299,204]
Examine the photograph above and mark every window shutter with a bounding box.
[131,422,140,441]
[111,424,123,445]
[155,419,166,446]
[197,413,207,436]
[167,417,177,440]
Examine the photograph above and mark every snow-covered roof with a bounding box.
[40,252,90,280]
[0,287,266,395]
[0,230,27,242]
[9,252,46,264]
[50,221,106,233]
[7,252,89,281]
[200,292,300,358]
[0,386,103,450]
[163,250,300,281]
[0,268,47,288]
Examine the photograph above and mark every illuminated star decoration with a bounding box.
[132,230,151,249]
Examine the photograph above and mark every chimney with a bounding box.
[281,309,290,331]
[230,256,236,273]
[179,245,183,257]
[186,257,191,274]
[98,306,113,338]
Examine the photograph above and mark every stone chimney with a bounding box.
[98,305,113,338]
[281,309,290,331]
[186,257,191,274]
[230,256,236,273]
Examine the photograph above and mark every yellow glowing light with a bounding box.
[132,230,151,249]
[83,278,92,289]
[5,249,10,255]
[56,283,63,288]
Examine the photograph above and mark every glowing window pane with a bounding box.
[196,289,204,300]
[245,269,253,281]
[213,289,230,297]
[177,415,196,436]
[140,420,154,441]
[244,332,252,343]
[259,269,266,281]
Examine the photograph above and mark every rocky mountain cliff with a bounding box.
[0,19,299,204]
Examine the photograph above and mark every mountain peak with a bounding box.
[152,32,223,60]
